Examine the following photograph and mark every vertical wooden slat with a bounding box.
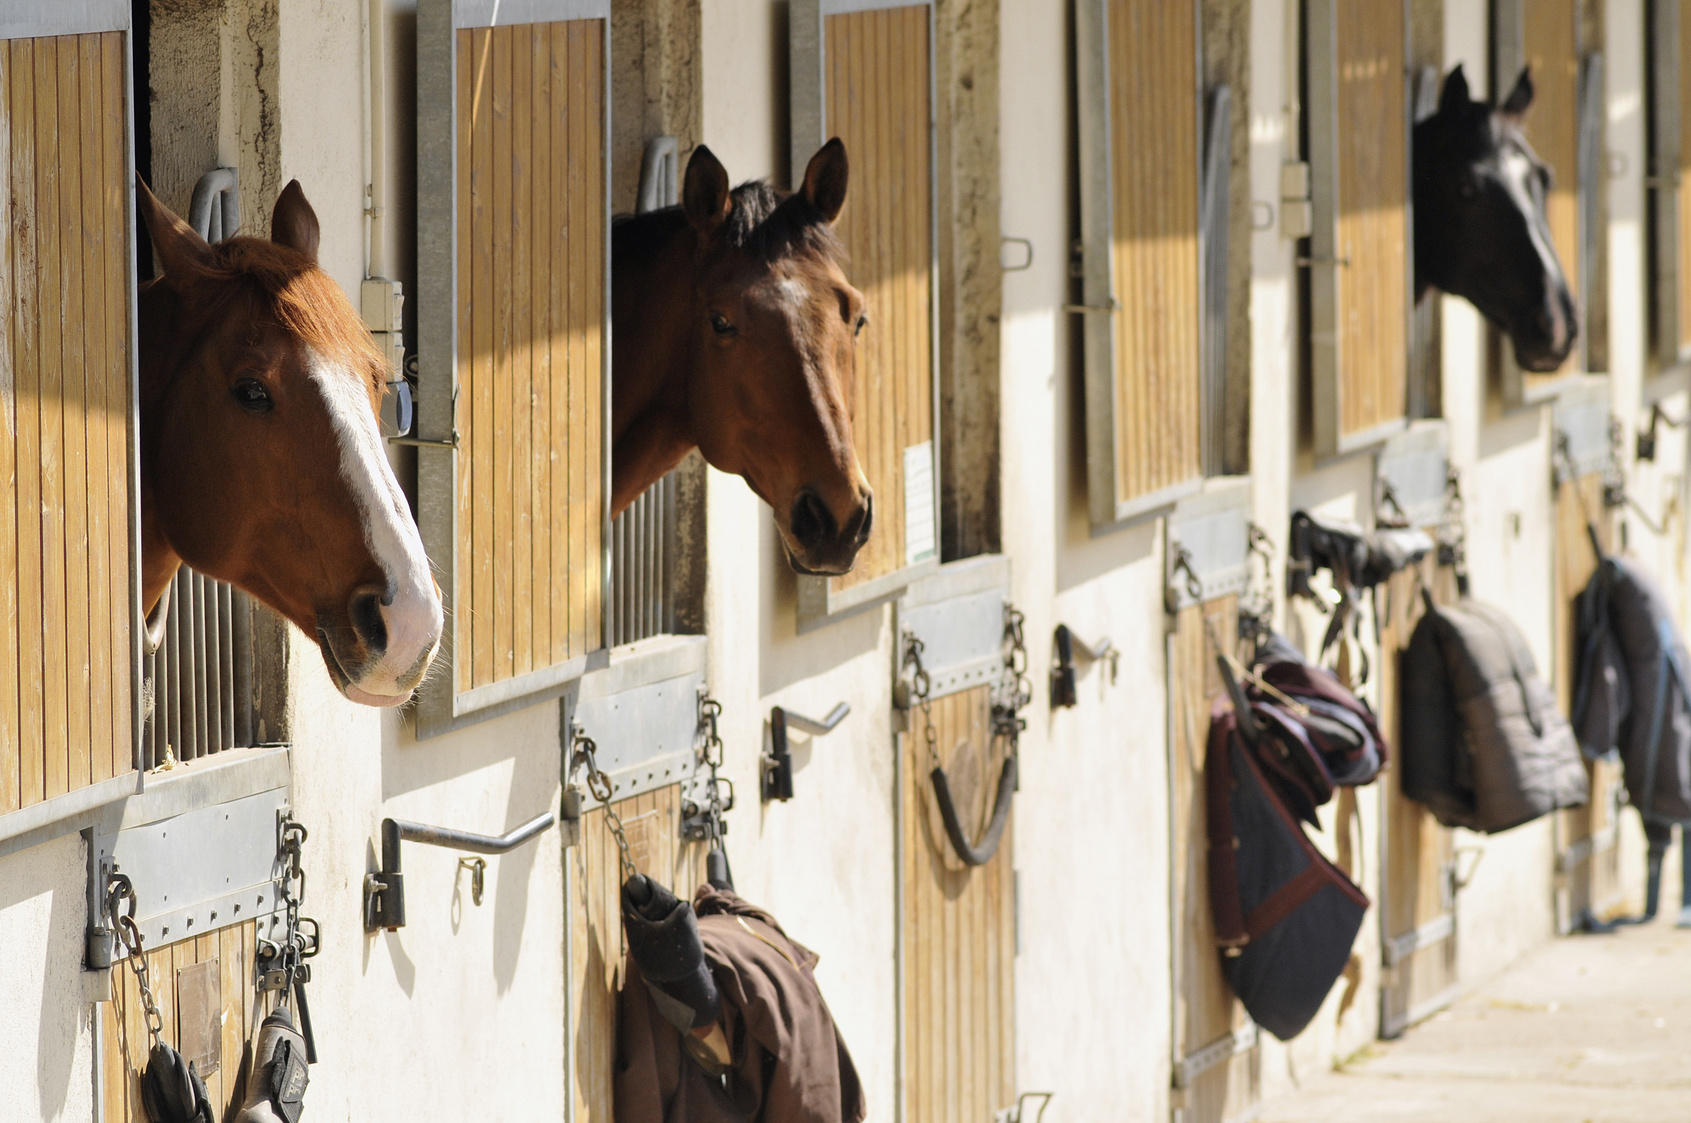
[548,20,571,665]
[1106,0,1201,506]
[528,22,552,668]
[0,38,17,813]
[80,32,113,783]
[585,21,604,652]
[57,37,92,791]
[1520,0,1581,389]
[10,37,43,805]
[491,25,515,682]
[100,30,130,780]
[456,27,476,696]
[34,36,68,800]
[468,25,495,690]
[511,23,534,678]
[567,21,590,659]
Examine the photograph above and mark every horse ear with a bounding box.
[1439,64,1471,115]
[683,145,732,237]
[1501,67,1534,118]
[135,174,218,288]
[271,180,321,262]
[800,138,849,224]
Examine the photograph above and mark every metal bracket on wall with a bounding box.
[363,812,556,932]
[761,702,850,802]
[1164,479,1253,614]
[1049,624,1116,708]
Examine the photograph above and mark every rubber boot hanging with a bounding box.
[233,1007,310,1123]
[107,874,216,1123]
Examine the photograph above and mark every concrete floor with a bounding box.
[1259,876,1691,1122]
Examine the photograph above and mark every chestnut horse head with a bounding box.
[611,141,873,576]
[1414,65,1577,372]
[135,179,441,706]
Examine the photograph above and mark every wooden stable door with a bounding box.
[567,788,704,1119]
[102,923,275,1122]
[1167,596,1261,1122]
[1074,0,1204,527]
[1378,560,1461,1037]
[1647,0,1691,363]
[415,1,609,734]
[791,0,938,614]
[0,25,136,812]
[1307,0,1410,456]
[901,685,1016,1123]
[1553,473,1624,928]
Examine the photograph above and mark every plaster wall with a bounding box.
[0,834,96,1123]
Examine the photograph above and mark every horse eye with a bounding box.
[854,314,868,338]
[232,379,273,414]
[710,312,736,337]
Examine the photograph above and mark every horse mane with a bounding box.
[612,179,844,266]
[181,238,388,394]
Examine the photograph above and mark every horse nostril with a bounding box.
[348,585,390,656]
[790,490,838,550]
[845,492,873,547]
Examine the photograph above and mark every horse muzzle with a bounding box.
[314,582,442,707]
[785,487,873,575]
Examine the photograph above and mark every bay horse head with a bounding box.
[135,179,442,707]
[1414,64,1577,372]
[611,141,873,576]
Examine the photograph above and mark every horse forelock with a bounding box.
[722,181,845,265]
[197,238,387,400]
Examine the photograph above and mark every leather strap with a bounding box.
[930,754,1017,867]
[1206,704,1249,950]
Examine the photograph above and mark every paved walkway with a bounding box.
[1259,892,1691,1121]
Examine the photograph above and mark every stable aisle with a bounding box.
[1259,853,1691,1123]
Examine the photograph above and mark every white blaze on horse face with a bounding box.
[1499,147,1573,325]
[309,350,443,704]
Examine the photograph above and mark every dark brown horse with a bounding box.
[136,180,441,706]
[1414,65,1577,371]
[611,141,873,576]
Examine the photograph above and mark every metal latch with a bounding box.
[762,702,850,802]
[364,811,556,931]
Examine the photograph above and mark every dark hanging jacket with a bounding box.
[614,885,866,1123]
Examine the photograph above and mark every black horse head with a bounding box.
[1414,65,1577,372]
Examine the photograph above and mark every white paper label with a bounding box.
[904,442,936,566]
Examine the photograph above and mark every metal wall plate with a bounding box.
[1165,477,1251,612]
[99,787,290,953]
[569,636,707,805]
[1553,377,1613,479]
[898,555,1011,701]
[1376,420,1450,528]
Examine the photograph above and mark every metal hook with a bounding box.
[458,857,486,906]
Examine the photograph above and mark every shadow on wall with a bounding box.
[759,503,882,698]
[379,703,560,994]
[0,834,85,1120]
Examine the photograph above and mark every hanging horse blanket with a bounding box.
[1400,595,1587,832]
[1573,555,1691,826]
[615,885,866,1123]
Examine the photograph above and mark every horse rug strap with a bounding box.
[234,1008,309,1123]
[140,1041,215,1123]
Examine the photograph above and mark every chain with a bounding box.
[993,605,1031,748]
[696,694,732,854]
[257,815,318,1004]
[106,873,164,1051]
[570,732,639,882]
[902,632,940,768]
[1239,523,1276,646]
